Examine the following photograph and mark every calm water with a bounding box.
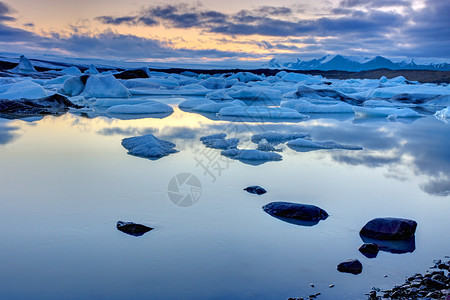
[0,100,449,299]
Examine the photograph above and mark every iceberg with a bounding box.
[282,100,354,113]
[192,100,245,113]
[199,77,238,89]
[227,88,282,101]
[200,133,239,150]
[227,72,262,83]
[221,148,282,165]
[83,75,131,98]
[178,98,215,109]
[353,106,424,118]
[61,75,87,96]
[85,64,100,75]
[251,131,311,144]
[0,80,48,100]
[206,90,233,100]
[61,66,82,75]
[106,100,173,115]
[121,134,178,159]
[218,106,308,120]
[10,55,37,73]
[434,107,450,122]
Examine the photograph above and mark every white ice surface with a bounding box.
[178,98,215,109]
[106,100,173,114]
[10,55,37,73]
[61,66,82,75]
[227,87,282,101]
[282,100,354,113]
[218,106,308,119]
[353,106,424,118]
[434,107,450,122]
[251,131,311,143]
[287,138,362,150]
[192,100,245,113]
[0,80,47,100]
[83,75,130,98]
[221,149,282,162]
[206,90,233,100]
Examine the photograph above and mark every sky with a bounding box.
[0,0,449,63]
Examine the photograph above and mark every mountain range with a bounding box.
[265,55,450,71]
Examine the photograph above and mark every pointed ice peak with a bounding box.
[10,55,37,73]
[85,64,99,75]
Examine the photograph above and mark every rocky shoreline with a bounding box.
[368,257,450,299]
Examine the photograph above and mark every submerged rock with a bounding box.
[244,186,267,195]
[337,259,363,275]
[359,243,379,258]
[0,94,81,118]
[262,202,328,222]
[360,217,417,240]
[116,221,153,236]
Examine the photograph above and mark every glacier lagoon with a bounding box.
[0,101,449,299]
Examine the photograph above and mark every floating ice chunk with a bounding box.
[85,64,99,75]
[251,131,311,144]
[10,55,37,73]
[178,98,215,109]
[199,77,238,89]
[61,66,82,75]
[275,71,288,78]
[282,100,354,113]
[121,78,179,90]
[93,98,152,107]
[221,149,282,164]
[200,133,239,150]
[218,106,308,120]
[61,76,86,96]
[281,73,310,82]
[0,80,47,100]
[227,72,262,83]
[122,134,178,159]
[434,107,450,122]
[227,88,282,101]
[180,84,208,91]
[106,100,173,115]
[44,75,73,86]
[368,85,450,99]
[287,138,362,150]
[206,90,233,100]
[257,139,282,152]
[192,100,245,113]
[83,75,130,98]
[353,106,424,118]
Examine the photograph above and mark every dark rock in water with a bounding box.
[0,94,81,118]
[244,186,267,195]
[116,221,153,236]
[360,217,417,240]
[262,202,328,223]
[359,243,379,258]
[360,235,416,254]
[114,68,149,79]
[337,259,363,275]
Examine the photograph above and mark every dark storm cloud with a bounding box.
[339,0,411,8]
[0,1,15,21]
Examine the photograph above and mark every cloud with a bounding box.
[0,1,15,21]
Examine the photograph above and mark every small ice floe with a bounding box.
[221,149,282,165]
[218,106,308,120]
[106,100,173,115]
[282,100,354,113]
[227,87,282,101]
[293,85,360,105]
[61,66,82,76]
[200,133,239,150]
[251,131,311,144]
[179,98,215,109]
[353,106,424,118]
[257,139,282,152]
[228,72,262,83]
[9,55,37,74]
[121,134,178,159]
[198,77,238,89]
[116,221,153,237]
[287,138,362,150]
[434,107,450,122]
[206,90,234,100]
[192,100,245,113]
[61,75,87,96]
[84,64,99,75]
[0,80,48,100]
[363,99,402,107]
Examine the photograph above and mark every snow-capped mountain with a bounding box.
[265,55,450,71]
